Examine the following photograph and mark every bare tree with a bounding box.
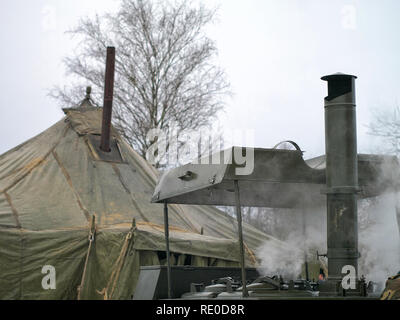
[367,106,400,156]
[49,0,230,161]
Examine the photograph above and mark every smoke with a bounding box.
[256,235,303,279]
[358,193,400,291]
[358,154,400,291]
[256,207,326,280]
[255,195,400,291]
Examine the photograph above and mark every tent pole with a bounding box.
[234,180,248,298]
[164,202,172,299]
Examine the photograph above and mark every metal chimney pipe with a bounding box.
[100,47,116,152]
[321,73,359,286]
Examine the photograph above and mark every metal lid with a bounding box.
[321,72,357,81]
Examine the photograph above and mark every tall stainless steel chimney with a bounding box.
[321,73,359,292]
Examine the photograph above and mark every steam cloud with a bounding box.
[256,195,400,292]
[358,193,400,291]
[256,208,326,280]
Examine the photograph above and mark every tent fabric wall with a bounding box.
[0,226,239,300]
[0,107,287,300]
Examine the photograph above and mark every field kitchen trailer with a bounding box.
[150,73,400,299]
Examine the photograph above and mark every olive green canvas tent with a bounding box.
[0,106,285,300]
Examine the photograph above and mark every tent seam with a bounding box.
[123,148,200,232]
[110,163,150,223]
[0,123,71,194]
[170,204,201,234]
[3,191,21,228]
[52,150,90,222]
[121,139,157,187]
[120,139,157,188]
[77,215,96,300]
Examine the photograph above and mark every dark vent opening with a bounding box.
[326,77,352,101]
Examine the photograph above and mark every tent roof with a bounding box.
[0,107,285,257]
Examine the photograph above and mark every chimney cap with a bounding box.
[321,72,357,81]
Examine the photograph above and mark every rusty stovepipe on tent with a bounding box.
[100,47,116,153]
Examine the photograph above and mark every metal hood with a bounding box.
[151,146,400,208]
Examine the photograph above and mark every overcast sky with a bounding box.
[1,0,399,159]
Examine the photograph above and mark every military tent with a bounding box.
[0,105,286,300]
